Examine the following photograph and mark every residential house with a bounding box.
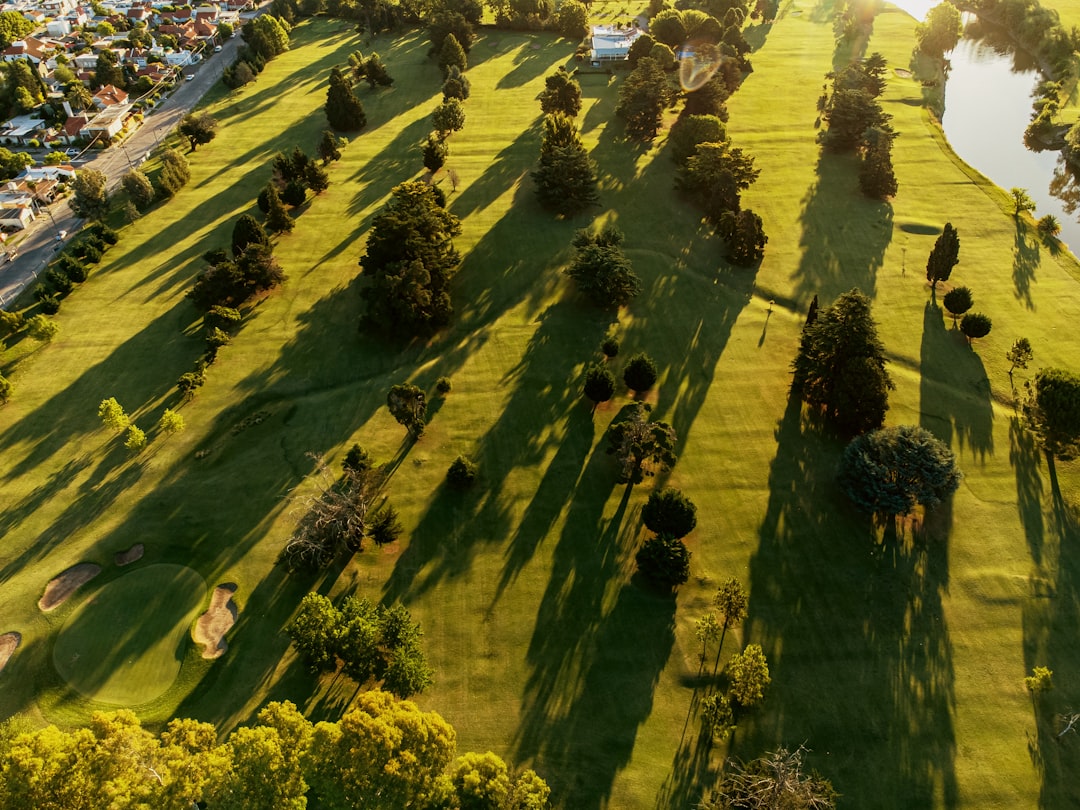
[82,102,130,141]
[2,37,50,66]
[0,206,35,232]
[589,25,643,65]
[0,115,52,146]
[59,113,88,144]
[22,165,77,183]
[92,83,128,109]
[46,19,73,37]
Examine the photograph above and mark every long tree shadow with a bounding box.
[382,301,610,605]
[1013,219,1040,310]
[791,151,892,306]
[738,389,958,808]
[1017,440,1080,807]
[919,300,994,464]
[513,457,676,809]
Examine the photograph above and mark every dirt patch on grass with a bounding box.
[0,632,21,674]
[39,563,102,612]
[192,583,238,659]
[114,544,144,566]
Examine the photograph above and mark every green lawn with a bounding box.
[0,6,1078,809]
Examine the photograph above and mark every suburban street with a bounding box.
[0,25,250,308]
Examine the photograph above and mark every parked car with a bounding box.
[186,74,195,81]
[65,148,78,157]
[214,45,222,52]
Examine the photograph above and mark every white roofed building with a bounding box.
[589,25,644,65]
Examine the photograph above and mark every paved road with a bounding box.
[0,27,251,308]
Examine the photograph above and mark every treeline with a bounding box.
[222,14,292,89]
[0,693,551,809]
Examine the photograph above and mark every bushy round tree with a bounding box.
[447,455,477,488]
[839,424,962,517]
[635,534,691,590]
[623,352,658,393]
[641,487,697,538]
[583,362,616,410]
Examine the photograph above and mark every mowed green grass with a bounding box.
[53,564,207,705]
[0,7,1077,810]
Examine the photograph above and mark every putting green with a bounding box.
[53,564,207,705]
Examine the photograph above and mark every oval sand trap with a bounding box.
[192,583,239,659]
[0,632,21,674]
[53,564,207,705]
[39,563,102,612]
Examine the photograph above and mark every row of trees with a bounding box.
[289,593,433,698]
[0,694,551,809]
[532,68,598,217]
[223,14,292,89]
[97,395,185,453]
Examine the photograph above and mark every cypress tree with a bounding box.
[325,66,366,132]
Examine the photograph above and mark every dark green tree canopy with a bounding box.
[623,352,659,392]
[70,168,110,221]
[232,213,270,257]
[564,224,641,308]
[839,424,962,517]
[959,312,992,344]
[942,285,973,323]
[532,113,598,216]
[616,56,676,140]
[438,33,468,77]
[916,2,962,57]
[539,66,582,117]
[677,141,760,225]
[1023,368,1080,460]
[792,288,894,435]
[636,534,691,590]
[179,112,218,151]
[361,180,462,335]
[325,66,367,131]
[669,113,726,166]
[583,362,616,410]
[387,382,427,437]
[926,222,960,288]
[605,401,678,482]
[642,487,697,538]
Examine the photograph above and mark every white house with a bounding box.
[589,25,643,65]
[46,19,72,36]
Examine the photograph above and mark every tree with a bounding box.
[368,505,403,545]
[93,48,125,90]
[712,577,748,674]
[650,9,687,48]
[838,424,962,518]
[232,214,270,257]
[438,33,467,78]
[1038,214,1061,240]
[668,113,725,166]
[326,66,367,131]
[682,73,730,118]
[98,397,129,432]
[447,752,511,809]
[282,179,307,207]
[641,487,697,538]
[1007,337,1034,375]
[623,352,658,392]
[539,67,582,117]
[532,113,598,216]
[423,133,449,174]
[616,57,676,140]
[916,1,962,57]
[289,592,343,671]
[179,112,218,151]
[387,383,427,437]
[926,222,960,289]
[0,374,10,404]
[70,168,109,221]
[317,129,343,163]
[158,148,190,198]
[1025,666,1053,694]
[1023,368,1080,460]
[121,169,154,210]
[555,0,588,37]
[26,314,58,342]
[677,141,759,224]
[442,66,471,101]
[124,424,147,452]
[960,312,992,344]
[1010,186,1036,217]
[564,225,641,308]
[700,746,837,810]
[158,408,185,435]
[361,180,462,335]
[263,183,295,233]
[636,534,691,589]
[244,14,291,60]
[726,643,770,707]
[719,208,768,266]
[583,363,616,411]
[859,125,898,199]
[429,10,474,55]
[432,98,466,138]
[0,11,35,48]
[627,32,656,69]
[360,53,393,87]
[942,285,973,324]
[306,162,330,194]
[605,402,678,482]
[447,456,478,488]
[792,288,894,434]
[822,89,888,152]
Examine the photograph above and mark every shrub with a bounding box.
[635,534,691,589]
[601,336,620,358]
[59,255,88,283]
[81,244,103,264]
[623,352,658,392]
[0,373,11,404]
[88,223,119,244]
[26,314,58,341]
[369,505,403,546]
[206,305,242,331]
[343,443,374,474]
[436,376,452,394]
[177,369,206,399]
[447,455,477,488]
[45,268,74,296]
[124,424,147,451]
[0,310,23,336]
[641,487,697,538]
[36,293,60,315]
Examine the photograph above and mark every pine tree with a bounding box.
[532,113,598,216]
[858,126,898,199]
[325,66,366,131]
[438,34,467,79]
[263,183,295,233]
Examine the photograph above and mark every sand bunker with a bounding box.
[114,544,144,566]
[39,563,102,612]
[192,583,239,659]
[0,632,21,674]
